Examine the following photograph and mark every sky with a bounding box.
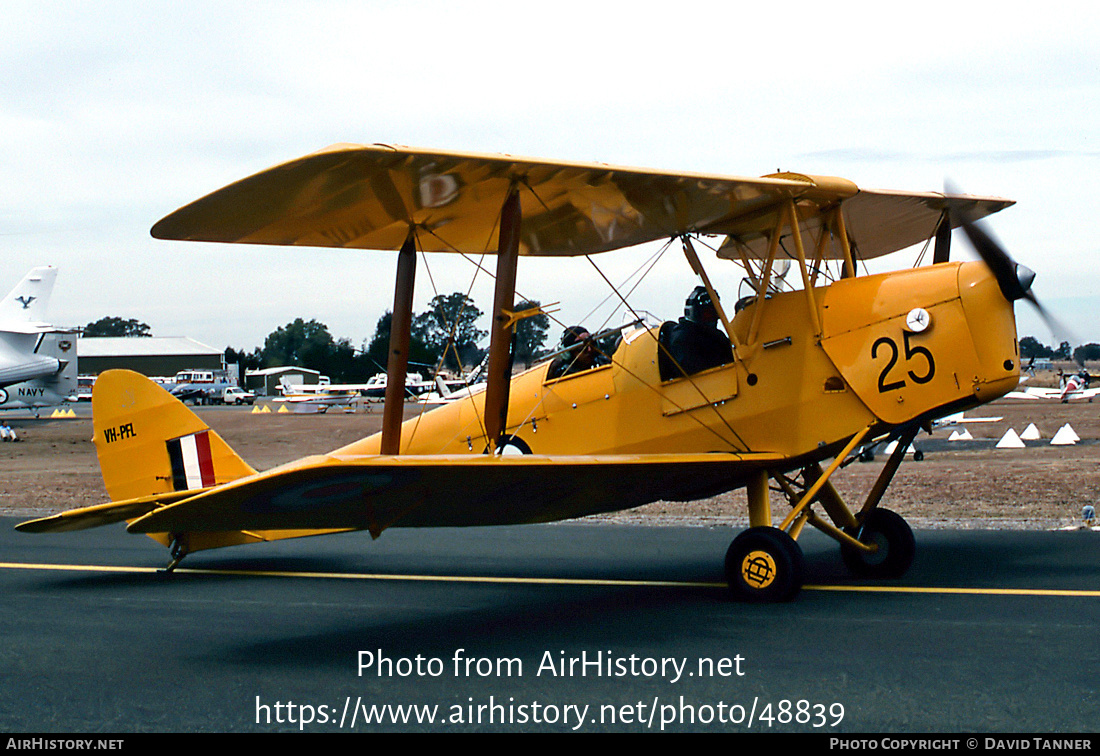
[3,1,1099,355]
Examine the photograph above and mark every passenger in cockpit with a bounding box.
[664,286,733,377]
[546,325,606,380]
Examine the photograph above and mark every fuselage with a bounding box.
[333,261,1021,478]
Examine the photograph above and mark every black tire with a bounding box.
[841,508,915,578]
[724,527,806,603]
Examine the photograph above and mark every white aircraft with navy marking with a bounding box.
[0,267,78,411]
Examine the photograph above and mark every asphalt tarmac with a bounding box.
[1,517,1098,733]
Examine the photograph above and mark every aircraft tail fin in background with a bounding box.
[92,369,256,502]
[0,267,57,327]
[34,331,77,397]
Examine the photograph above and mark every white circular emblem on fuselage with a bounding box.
[905,308,931,333]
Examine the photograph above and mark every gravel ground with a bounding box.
[3,392,1098,531]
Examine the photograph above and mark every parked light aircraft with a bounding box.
[931,411,1003,428]
[275,374,440,410]
[18,145,1041,601]
[1005,370,1100,402]
[417,375,484,409]
[274,384,359,411]
[360,372,435,398]
[0,267,77,412]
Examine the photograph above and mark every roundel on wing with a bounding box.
[499,436,532,455]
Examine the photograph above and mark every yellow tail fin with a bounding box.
[92,370,256,501]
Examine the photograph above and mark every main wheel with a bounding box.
[724,527,806,603]
[841,508,915,578]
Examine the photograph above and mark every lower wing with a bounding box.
[120,452,783,538]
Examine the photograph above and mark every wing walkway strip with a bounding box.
[3,561,1100,597]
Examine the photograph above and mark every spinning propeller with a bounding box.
[946,184,1066,340]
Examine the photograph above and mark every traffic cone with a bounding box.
[1019,423,1041,440]
[996,429,1025,448]
[1051,425,1078,446]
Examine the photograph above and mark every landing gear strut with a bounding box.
[723,425,919,602]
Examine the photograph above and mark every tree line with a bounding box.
[85,314,1100,377]
[1019,337,1100,367]
[87,309,1100,380]
[85,293,552,383]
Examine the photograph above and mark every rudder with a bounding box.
[93,369,256,502]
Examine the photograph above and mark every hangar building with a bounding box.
[78,337,225,378]
[245,366,323,396]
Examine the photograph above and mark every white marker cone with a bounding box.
[1051,425,1078,446]
[996,428,1025,449]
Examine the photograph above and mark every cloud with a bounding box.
[3,2,1100,348]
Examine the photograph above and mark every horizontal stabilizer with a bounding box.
[15,491,196,533]
[126,451,783,538]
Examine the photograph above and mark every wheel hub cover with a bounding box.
[741,550,777,589]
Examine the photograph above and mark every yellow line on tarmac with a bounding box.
[1,562,157,576]
[183,566,721,589]
[0,561,717,588]
[805,584,1100,598]
[3,561,1098,597]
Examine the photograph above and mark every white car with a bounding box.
[222,387,255,405]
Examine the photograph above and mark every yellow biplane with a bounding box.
[18,144,1039,602]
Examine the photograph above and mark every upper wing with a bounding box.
[836,188,1012,259]
[151,144,1013,260]
[717,184,1014,261]
[151,144,805,256]
[123,451,782,538]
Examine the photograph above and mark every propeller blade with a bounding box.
[945,182,1070,342]
[947,195,1025,301]
[1024,290,1074,345]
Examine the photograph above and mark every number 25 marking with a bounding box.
[872,333,935,393]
